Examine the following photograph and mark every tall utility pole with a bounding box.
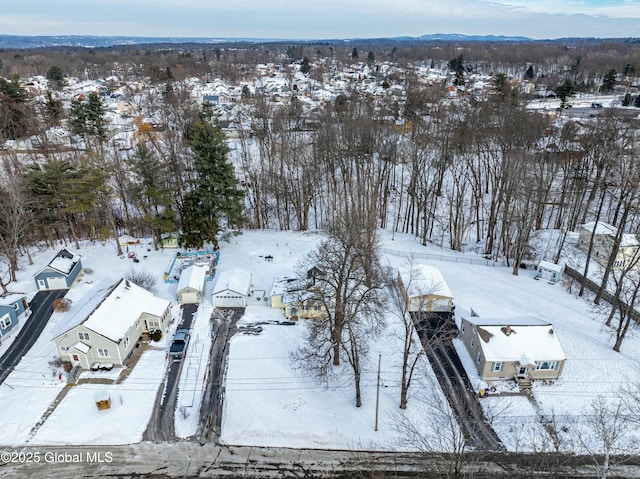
[375,353,381,431]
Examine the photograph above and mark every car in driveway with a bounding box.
[169,329,190,359]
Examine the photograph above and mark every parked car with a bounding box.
[169,329,190,359]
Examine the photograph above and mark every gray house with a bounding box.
[52,278,172,370]
[34,248,83,290]
[0,293,30,339]
[459,316,566,386]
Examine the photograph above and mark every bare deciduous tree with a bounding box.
[293,214,387,407]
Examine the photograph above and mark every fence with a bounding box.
[381,248,501,267]
[564,266,640,324]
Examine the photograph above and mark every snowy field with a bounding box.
[0,229,639,453]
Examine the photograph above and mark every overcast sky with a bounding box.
[1,0,639,40]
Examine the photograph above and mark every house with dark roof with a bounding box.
[33,248,82,290]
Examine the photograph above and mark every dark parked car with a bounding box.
[169,329,190,359]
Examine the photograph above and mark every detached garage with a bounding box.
[34,248,83,291]
[176,265,206,304]
[212,268,252,308]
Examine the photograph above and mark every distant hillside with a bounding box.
[1,33,636,49]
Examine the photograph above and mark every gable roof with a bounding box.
[463,316,566,363]
[53,278,170,343]
[0,292,26,307]
[399,264,453,299]
[36,248,81,277]
[213,268,252,296]
[177,265,206,293]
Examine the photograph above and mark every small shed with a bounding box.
[34,248,82,290]
[212,268,252,308]
[0,293,30,338]
[176,265,206,304]
[94,391,111,410]
[535,260,564,284]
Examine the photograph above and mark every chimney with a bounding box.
[505,325,512,336]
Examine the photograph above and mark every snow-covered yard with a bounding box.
[0,229,639,454]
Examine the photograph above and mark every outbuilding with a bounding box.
[34,248,82,290]
[176,265,206,304]
[212,268,252,308]
[535,260,564,284]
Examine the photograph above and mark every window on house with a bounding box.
[1,314,12,329]
[13,303,19,311]
[535,360,558,371]
[124,337,130,348]
[461,325,465,333]
[78,332,90,341]
[470,338,474,347]
[97,348,110,358]
[476,352,481,364]
[492,362,504,372]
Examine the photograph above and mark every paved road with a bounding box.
[2,443,640,478]
[143,304,198,442]
[199,307,241,442]
[415,314,504,451]
[0,289,67,385]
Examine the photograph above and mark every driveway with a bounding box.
[143,303,199,441]
[0,289,68,385]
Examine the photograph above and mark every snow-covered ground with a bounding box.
[0,229,639,454]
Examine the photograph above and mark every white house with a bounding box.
[212,268,252,308]
[176,265,206,304]
[52,278,172,370]
[398,264,454,315]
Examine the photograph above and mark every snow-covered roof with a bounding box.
[464,316,566,363]
[399,264,453,298]
[581,221,616,236]
[42,248,81,276]
[537,260,563,273]
[70,341,90,354]
[213,268,252,296]
[0,292,25,307]
[53,278,170,343]
[580,221,639,247]
[177,265,206,293]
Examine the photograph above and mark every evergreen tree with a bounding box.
[367,51,375,68]
[128,142,176,249]
[181,119,244,248]
[0,76,30,140]
[300,56,311,75]
[556,78,577,109]
[45,65,65,88]
[602,69,617,93]
[43,91,63,127]
[634,95,640,108]
[525,64,535,80]
[351,47,358,60]
[69,92,108,144]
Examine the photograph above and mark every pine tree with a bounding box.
[525,64,535,80]
[128,143,176,249]
[69,92,107,144]
[0,76,30,140]
[181,120,244,249]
